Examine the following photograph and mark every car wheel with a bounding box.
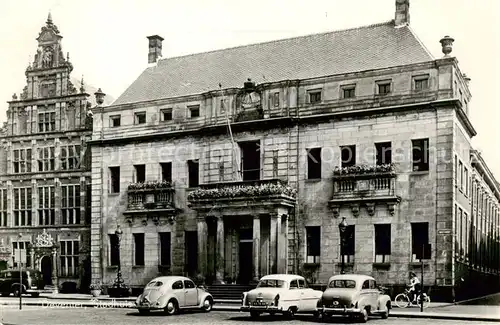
[202,297,213,312]
[164,299,178,316]
[31,292,40,298]
[381,303,390,319]
[138,309,150,315]
[285,307,295,319]
[359,308,369,323]
[250,311,260,318]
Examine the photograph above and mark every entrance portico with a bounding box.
[187,179,296,284]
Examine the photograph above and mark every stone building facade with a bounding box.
[0,14,111,293]
[90,1,500,300]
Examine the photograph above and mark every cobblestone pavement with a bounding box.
[0,307,497,325]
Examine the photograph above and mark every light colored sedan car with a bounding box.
[241,274,323,318]
[316,274,391,323]
[135,276,213,315]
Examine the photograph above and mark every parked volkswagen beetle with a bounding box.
[316,274,391,323]
[241,274,323,318]
[135,276,213,315]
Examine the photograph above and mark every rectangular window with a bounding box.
[308,90,322,104]
[37,147,55,172]
[0,189,6,227]
[342,225,355,263]
[160,162,172,182]
[306,226,321,264]
[307,148,322,179]
[108,234,119,266]
[375,142,392,165]
[220,99,225,114]
[459,161,463,190]
[62,185,81,225]
[414,75,430,91]
[411,138,429,171]
[134,164,146,183]
[188,105,200,118]
[60,240,79,277]
[160,109,172,121]
[341,85,356,99]
[13,188,32,226]
[134,233,145,266]
[462,211,468,257]
[60,145,81,170]
[411,222,429,262]
[464,167,469,196]
[454,204,460,254]
[454,155,458,185]
[377,81,391,95]
[340,145,356,168]
[273,92,280,107]
[110,115,121,127]
[187,160,199,188]
[12,241,31,267]
[375,224,391,263]
[38,112,56,132]
[135,112,146,124]
[38,186,55,226]
[109,167,120,193]
[159,232,171,266]
[13,149,32,173]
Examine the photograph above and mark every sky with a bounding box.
[0,0,499,177]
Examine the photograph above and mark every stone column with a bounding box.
[197,218,208,280]
[275,214,283,273]
[215,216,224,283]
[51,247,58,294]
[269,213,278,274]
[279,214,288,274]
[252,215,260,281]
[30,250,35,269]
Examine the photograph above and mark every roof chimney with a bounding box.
[395,0,410,27]
[147,35,164,65]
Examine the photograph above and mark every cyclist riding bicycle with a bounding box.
[407,272,421,302]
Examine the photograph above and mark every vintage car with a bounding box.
[316,274,391,322]
[0,269,45,297]
[135,276,213,315]
[241,274,323,318]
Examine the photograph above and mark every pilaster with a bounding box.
[215,216,224,283]
[269,213,278,274]
[54,178,61,225]
[197,218,208,278]
[80,176,86,225]
[252,215,260,281]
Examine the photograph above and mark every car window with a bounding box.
[328,280,356,289]
[362,280,370,290]
[290,280,298,289]
[184,280,195,289]
[257,279,286,288]
[298,279,306,288]
[370,280,377,289]
[172,280,183,290]
[146,281,163,287]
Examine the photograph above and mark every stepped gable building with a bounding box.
[90,0,499,300]
[0,14,110,293]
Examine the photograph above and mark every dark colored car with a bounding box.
[0,269,45,297]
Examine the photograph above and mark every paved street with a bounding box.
[0,307,496,325]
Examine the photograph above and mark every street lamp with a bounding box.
[109,224,129,297]
[338,217,348,274]
[17,233,22,310]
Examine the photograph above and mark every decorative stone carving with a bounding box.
[351,204,360,218]
[141,219,148,226]
[42,47,54,68]
[34,229,54,248]
[152,215,160,226]
[126,218,133,227]
[440,35,454,57]
[167,215,176,225]
[365,203,375,216]
[331,205,340,218]
[387,203,396,216]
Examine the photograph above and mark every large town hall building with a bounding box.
[86,0,500,301]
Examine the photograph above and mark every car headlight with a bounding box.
[242,293,247,305]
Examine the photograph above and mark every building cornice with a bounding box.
[471,150,500,202]
[8,93,90,105]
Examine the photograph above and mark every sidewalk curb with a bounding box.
[1,301,499,322]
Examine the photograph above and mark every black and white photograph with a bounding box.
[0,0,498,324]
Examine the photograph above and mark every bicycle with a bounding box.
[394,288,431,308]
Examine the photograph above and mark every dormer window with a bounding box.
[341,84,356,99]
[110,115,121,127]
[161,109,172,121]
[135,112,146,124]
[188,105,200,118]
[308,90,322,104]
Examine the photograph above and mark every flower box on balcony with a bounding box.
[128,181,173,192]
[333,164,396,179]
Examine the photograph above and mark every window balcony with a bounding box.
[187,179,296,213]
[328,164,401,218]
[124,181,180,226]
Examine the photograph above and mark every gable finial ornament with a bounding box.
[80,75,85,93]
[34,229,54,248]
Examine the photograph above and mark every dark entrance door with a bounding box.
[41,256,52,285]
[240,141,260,181]
[239,228,253,284]
[185,231,198,277]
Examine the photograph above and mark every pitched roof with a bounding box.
[113,21,433,106]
